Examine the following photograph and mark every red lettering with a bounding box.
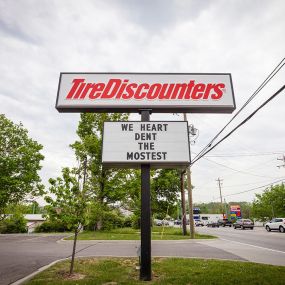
[147,83,162,99]
[89,83,105,99]
[116,79,129,98]
[159,84,174,99]
[191,83,205,100]
[211,83,225,99]
[171,83,187,99]
[123,83,137,99]
[66,79,85,99]
[80,83,95,99]
[203,84,215,99]
[65,79,226,101]
[134,83,149,99]
[101,79,121,99]
[184,80,195,99]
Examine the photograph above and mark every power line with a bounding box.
[205,151,285,158]
[212,178,285,200]
[192,58,285,163]
[202,156,278,179]
[191,84,285,166]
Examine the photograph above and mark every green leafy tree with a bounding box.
[252,184,285,221]
[5,201,42,215]
[45,167,89,275]
[0,213,27,233]
[0,114,44,219]
[70,113,131,229]
[152,169,181,219]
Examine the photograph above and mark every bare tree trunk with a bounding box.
[69,228,78,275]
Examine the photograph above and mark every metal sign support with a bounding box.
[139,109,152,281]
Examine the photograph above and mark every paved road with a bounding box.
[196,225,285,251]
[0,228,284,285]
[195,226,285,266]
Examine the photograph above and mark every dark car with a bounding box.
[195,221,204,227]
[233,219,254,230]
[207,221,219,227]
[217,219,233,227]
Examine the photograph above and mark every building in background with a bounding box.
[25,214,46,233]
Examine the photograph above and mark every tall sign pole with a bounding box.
[140,110,152,281]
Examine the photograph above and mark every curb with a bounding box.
[11,258,68,285]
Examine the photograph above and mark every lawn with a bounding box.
[26,257,285,285]
[67,227,215,240]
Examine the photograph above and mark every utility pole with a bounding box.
[183,113,195,239]
[180,170,187,235]
[217,178,224,218]
[277,155,285,168]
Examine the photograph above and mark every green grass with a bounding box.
[26,257,285,285]
[66,227,215,240]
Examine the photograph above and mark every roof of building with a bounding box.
[24,214,46,221]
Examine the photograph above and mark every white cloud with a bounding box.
[1,0,285,205]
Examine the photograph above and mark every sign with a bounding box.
[230,205,241,220]
[56,73,235,113]
[102,121,190,168]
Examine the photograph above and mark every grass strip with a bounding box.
[66,227,215,240]
[26,257,285,285]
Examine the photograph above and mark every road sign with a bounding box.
[102,121,190,168]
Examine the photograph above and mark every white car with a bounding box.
[265,218,285,233]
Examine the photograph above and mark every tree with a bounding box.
[0,114,44,219]
[70,113,131,229]
[45,167,89,275]
[152,169,181,219]
[252,184,285,221]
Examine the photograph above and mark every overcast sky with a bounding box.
[1,0,285,205]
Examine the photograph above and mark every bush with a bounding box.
[131,214,140,229]
[0,214,27,233]
[34,220,71,233]
[123,216,132,228]
[86,208,125,231]
[101,211,124,230]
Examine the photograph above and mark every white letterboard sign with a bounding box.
[102,121,190,168]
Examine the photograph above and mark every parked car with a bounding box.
[155,220,163,226]
[207,221,219,227]
[162,220,169,226]
[217,219,233,227]
[233,219,254,230]
[174,219,181,225]
[195,221,204,227]
[265,218,285,233]
[155,219,169,226]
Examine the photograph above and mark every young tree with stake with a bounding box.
[45,166,89,275]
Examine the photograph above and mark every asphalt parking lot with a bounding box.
[0,227,284,285]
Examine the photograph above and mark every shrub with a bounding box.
[0,214,27,233]
[131,214,140,229]
[86,208,125,231]
[123,216,132,228]
[34,220,71,233]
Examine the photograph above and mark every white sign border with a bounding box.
[102,121,191,169]
[56,72,236,113]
